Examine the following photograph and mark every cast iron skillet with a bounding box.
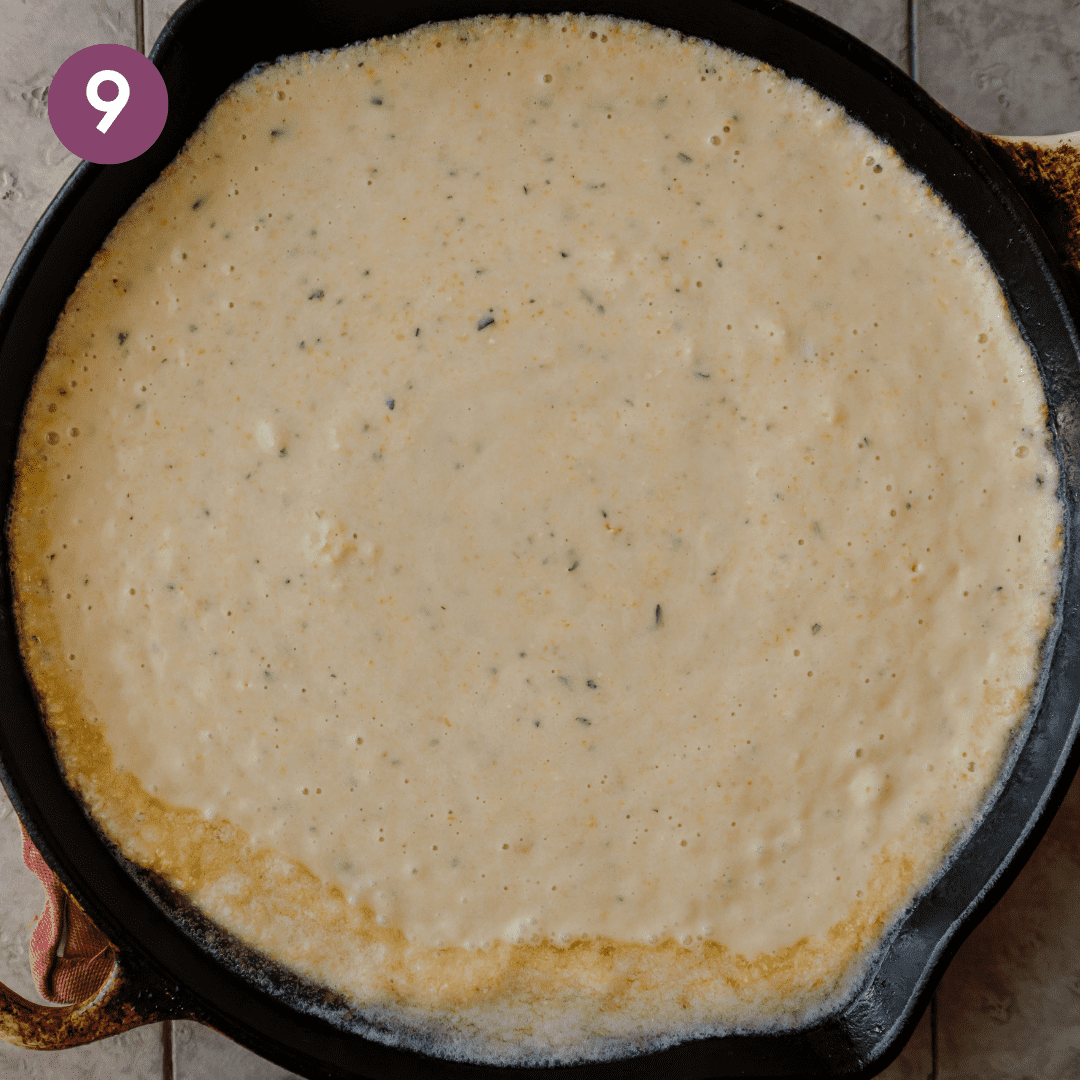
[2,0,1080,1076]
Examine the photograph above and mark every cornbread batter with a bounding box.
[10,14,1062,1062]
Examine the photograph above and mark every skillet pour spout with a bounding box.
[0,957,185,1051]
[981,131,1080,496]
[984,132,1080,293]
[3,3,1080,1078]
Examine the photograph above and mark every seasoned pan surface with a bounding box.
[2,2,1080,1077]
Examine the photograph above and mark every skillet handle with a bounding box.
[0,955,184,1050]
[981,131,1080,291]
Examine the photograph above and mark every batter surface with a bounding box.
[10,14,1062,1062]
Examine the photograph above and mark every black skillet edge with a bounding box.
[2,1,1080,1077]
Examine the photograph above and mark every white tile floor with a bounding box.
[1,1,1078,1076]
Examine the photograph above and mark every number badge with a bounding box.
[49,44,168,165]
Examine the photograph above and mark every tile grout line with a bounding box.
[163,1018,175,1080]
[135,0,146,55]
[928,989,937,1075]
[906,0,919,83]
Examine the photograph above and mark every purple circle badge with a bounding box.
[49,44,168,165]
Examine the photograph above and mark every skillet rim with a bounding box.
[2,1,1080,1076]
